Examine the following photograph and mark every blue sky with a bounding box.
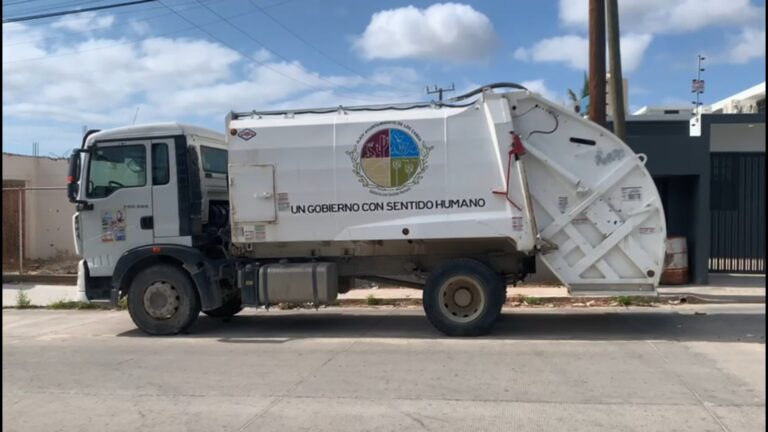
[3,0,766,156]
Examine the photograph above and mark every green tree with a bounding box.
[567,72,589,114]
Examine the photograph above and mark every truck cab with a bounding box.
[68,123,235,329]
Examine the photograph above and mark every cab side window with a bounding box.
[87,145,146,198]
[200,146,228,174]
[152,143,170,185]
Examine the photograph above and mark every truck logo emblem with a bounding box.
[346,121,432,196]
[237,128,257,140]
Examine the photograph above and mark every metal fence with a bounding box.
[1,186,68,275]
[709,152,766,273]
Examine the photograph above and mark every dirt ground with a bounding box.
[19,256,78,275]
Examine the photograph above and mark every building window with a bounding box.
[757,98,765,113]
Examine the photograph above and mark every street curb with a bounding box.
[3,274,77,285]
[338,294,765,307]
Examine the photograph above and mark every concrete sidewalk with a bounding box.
[3,273,764,307]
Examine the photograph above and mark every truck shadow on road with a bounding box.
[116,308,766,343]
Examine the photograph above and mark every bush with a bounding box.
[116,296,128,310]
[521,295,542,305]
[48,300,101,310]
[366,294,381,306]
[16,290,32,309]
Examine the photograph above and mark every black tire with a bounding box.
[127,264,201,335]
[203,300,243,318]
[423,258,505,336]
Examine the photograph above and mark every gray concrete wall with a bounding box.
[710,122,765,153]
[2,153,75,260]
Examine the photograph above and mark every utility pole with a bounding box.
[606,0,626,140]
[588,0,606,126]
[692,55,705,115]
[426,83,455,102]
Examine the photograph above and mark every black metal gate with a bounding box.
[709,152,765,273]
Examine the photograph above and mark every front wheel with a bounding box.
[127,264,201,335]
[423,259,505,336]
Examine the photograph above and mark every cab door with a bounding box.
[148,139,182,240]
[80,141,154,277]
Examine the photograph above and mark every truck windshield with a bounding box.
[87,145,146,198]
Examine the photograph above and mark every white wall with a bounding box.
[710,123,766,153]
[2,153,75,260]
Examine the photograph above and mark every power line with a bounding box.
[4,1,213,47]
[246,0,363,79]
[3,25,190,63]
[3,0,156,24]
[191,0,296,65]
[161,0,396,102]
[5,0,111,16]
[246,0,417,94]
[2,1,300,63]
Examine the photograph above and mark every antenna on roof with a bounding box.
[426,83,455,102]
[132,106,140,125]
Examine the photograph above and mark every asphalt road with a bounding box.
[3,305,765,432]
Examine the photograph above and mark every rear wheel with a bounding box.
[127,264,200,335]
[423,259,505,336]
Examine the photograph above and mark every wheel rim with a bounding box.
[438,276,486,323]
[143,281,180,320]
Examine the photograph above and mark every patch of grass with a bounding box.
[276,302,302,310]
[615,296,633,306]
[48,300,102,310]
[521,295,542,306]
[16,290,32,309]
[116,296,128,310]
[366,294,382,306]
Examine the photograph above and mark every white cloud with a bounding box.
[51,12,114,32]
[128,19,151,36]
[520,79,558,102]
[514,35,588,70]
[720,28,766,64]
[619,34,653,72]
[559,0,763,34]
[2,21,423,132]
[252,48,273,63]
[354,3,496,62]
[514,34,652,73]
[370,67,421,87]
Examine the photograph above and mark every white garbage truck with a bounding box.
[67,83,666,336]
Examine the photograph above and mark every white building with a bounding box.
[605,73,629,118]
[630,106,695,121]
[707,82,765,114]
[634,82,766,119]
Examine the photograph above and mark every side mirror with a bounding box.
[67,151,81,203]
[67,149,93,210]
